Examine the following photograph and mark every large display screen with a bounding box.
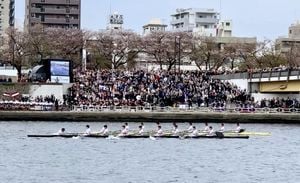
[50,61,70,76]
[50,60,70,83]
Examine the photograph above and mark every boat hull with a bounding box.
[27,134,249,139]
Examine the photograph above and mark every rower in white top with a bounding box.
[187,122,193,133]
[140,122,145,131]
[156,125,163,136]
[235,123,241,133]
[220,123,225,132]
[138,125,144,135]
[118,125,128,136]
[204,122,209,132]
[190,126,198,137]
[99,125,109,135]
[85,125,91,135]
[207,126,215,136]
[57,128,65,135]
[172,124,179,135]
[124,123,130,131]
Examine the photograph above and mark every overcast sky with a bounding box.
[16,0,300,40]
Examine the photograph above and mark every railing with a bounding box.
[71,105,300,114]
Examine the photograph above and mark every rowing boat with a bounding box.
[27,132,249,139]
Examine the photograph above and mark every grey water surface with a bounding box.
[0,122,299,183]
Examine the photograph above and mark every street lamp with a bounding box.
[175,36,181,72]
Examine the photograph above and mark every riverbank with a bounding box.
[1,111,300,123]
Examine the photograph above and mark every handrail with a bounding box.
[71,105,300,114]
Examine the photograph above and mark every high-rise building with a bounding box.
[25,0,81,31]
[170,8,219,36]
[0,0,15,37]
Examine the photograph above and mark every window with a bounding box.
[226,22,230,26]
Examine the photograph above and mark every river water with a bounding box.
[0,122,299,183]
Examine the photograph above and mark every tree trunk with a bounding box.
[16,65,22,82]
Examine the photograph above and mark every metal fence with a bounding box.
[71,105,300,114]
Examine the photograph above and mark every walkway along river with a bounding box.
[1,110,300,123]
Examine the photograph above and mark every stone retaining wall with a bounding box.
[0,111,300,123]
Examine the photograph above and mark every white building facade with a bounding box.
[170,8,220,36]
[143,19,167,35]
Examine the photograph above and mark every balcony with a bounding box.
[170,18,189,25]
[30,0,80,5]
[195,17,218,24]
[43,17,79,25]
[31,8,79,15]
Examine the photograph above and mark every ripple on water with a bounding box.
[1,122,300,183]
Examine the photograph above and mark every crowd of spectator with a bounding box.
[0,95,60,111]
[2,67,300,111]
[70,69,250,108]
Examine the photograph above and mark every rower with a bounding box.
[172,122,177,130]
[119,125,128,136]
[207,126,215,136]
[125,123,130,131]
[140,122,145,131]
[220,123,225,132]
[156,122,160,127]
[235,123,241,133]
[190,126,198,136]
[99,125,108,135]
[187,122,193,132]
[204,122,209,132]
[138,125,144,135]
[156,125,163,136]
[172,124,179,135]
[58,128,65,135]
[85,125,91,135]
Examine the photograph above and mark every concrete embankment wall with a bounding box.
[0,111,300,123]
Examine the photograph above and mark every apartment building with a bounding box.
[25,0,81,31]
[276,21,300,54]
[170,8,219,36]
[0,0,15,37]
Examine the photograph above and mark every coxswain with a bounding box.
[172,124,179,135]
[99,125,108,135]
[85,125,91,135]
[207,126,215,136]
[235,123,241,133]
[220,123,225,132]
[156,125,163,136]
[204,123,209,132]
[138,125,144,135]
[187,122,193,132]
[58,128,65,135]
